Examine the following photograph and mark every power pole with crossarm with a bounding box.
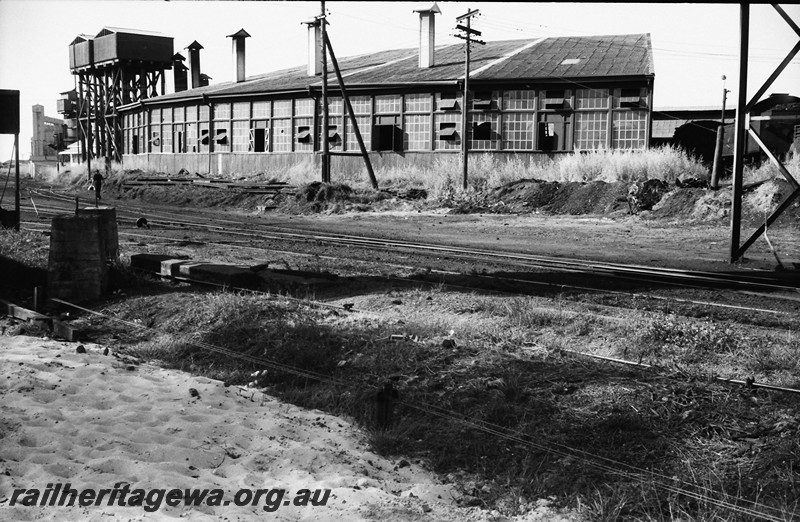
[454,9,484,190]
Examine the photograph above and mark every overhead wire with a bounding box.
[48,295,792,521]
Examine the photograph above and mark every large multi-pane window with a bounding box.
[272,100,292,152]
[434,112,460,150]
[502,112,535,150]
[470,113,499,150]
[213,103,230,153]
[232,102,250,152]
[575,112,608,150]
[346,96,371,151]
[612,111,647,149]
[404,93,431,151]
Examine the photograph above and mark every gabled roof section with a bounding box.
[126,33,653,108]
[70,34,93,45]
[96,26,168,38]
[475,33,654,81]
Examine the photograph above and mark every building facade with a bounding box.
[118,13,654,177]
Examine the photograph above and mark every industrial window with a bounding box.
[214,103,230,120]
[541,89,569,110]
[295,99,314,117]
[437,92,459,111]
[151,108,161,123]
[375,95,401,115]
[253,101,270,119]
[161,124,172,152]
[249,127,269,153]
[174,126,184,153]
[150,131,161,153]
[232,102,250,120]
[612,110,647,150]
[132,134,139,155]
[502,90,536,111]
[346,115,370,151]
[185,123,197,152]
[574,112,608,150]
[438,122,458,141]
[349,96,371,115]
[403,114,430,151]
[372,115,402,151]
[162,108,172,123]
[326,116,343,150]
[404,93,432,113]
[472,91,493,110]
[470,114,498,150]
[273,100,291,118]
[296,126,312,143]
[199,125,210,153]
[186,105,198,122]
[537,113,570,151]
[215,125,230,152]
[501,112,535,150]
[295,117,313,151]
[576,88,609,110]
[434,113,460,149]
[199,105,210,122]
[173,106,185,123]
[272,119,291,151]
[327,97,343,116]
[615,88,646,108]
[232,121,249,152]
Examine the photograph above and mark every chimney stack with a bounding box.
[172,53,188,92]
[227,29,251,83]
[303,19,323,76]
[199,73,212,88]
[186,40,204,89]
[413,2,441,68]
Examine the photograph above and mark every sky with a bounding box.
[0,1,799,160]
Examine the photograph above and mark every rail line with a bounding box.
[22,188,800,304]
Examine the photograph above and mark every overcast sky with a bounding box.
[1,1,799,159]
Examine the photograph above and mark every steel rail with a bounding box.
[25,188,800,295]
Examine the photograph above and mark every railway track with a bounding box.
[22,187,800,300]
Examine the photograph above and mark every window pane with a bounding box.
[273,100,291,118]
[575,112,608,150]
[502,90,536,111]
[214,103,230,120]
[375,95,401,114]
[272,119,291,151]
[232,121,249,152]
[501,112,535,150]
[576,88,609,110]
[434,112,461,150]
[294,116,313,151]
[253,101,270,118]
[151,108,161,123]
[295,99,314,117]
[161,124,172,152]
[199,105,209,122]
[186,105,197,122]
[173,106,185,123]
[328,97,343,116]
[185,123,197,153]
[345,115,370,151]
[403,114,430,151]
[233,102,250,119]
[404,93,431,113]
[350,96,371,115]
[469,113,498,150]
[612,110,646,149]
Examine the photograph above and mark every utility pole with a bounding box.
[454,9,484,190]
[320,0,331,183]
[710,75,730,190]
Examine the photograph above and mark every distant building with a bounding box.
[31,105,67,161]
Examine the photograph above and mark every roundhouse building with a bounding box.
[119,13,655,177]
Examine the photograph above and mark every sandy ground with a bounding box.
[0,334,579,522]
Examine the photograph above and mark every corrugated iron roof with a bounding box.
[129,33,653,108]
[96,26,169,38]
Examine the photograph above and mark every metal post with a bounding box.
[320,1,330,183]
[14,133,19,231]
[729,3,749,263]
